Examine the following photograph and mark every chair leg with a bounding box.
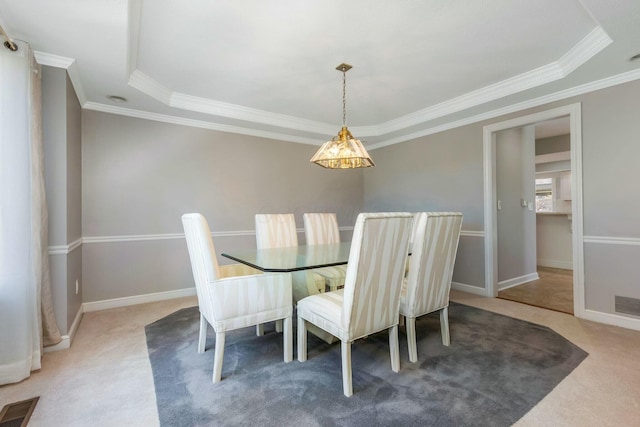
[256,324,264,336]
[283,316,292,363]
[389,324,400,372]
[198,313,207,354]
[406,316,418,363]
[297,316,307,362]
[341,341,353,397]
[212,331,226,383]
[440,307,450,346]
[275,319,283,333]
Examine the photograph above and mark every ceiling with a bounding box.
[1,0,639,148]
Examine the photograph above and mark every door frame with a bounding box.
[482,103,584,318]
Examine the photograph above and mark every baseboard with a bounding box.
[82,287,197,312]
[44,305,83,353]
[498,272,540,291]
[451,281,488,296]
[43,335,70,352]
[582,309,640,331]
[537,259,573,270]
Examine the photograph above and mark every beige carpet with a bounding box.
[2,292,640,426]
[498,267,574,314]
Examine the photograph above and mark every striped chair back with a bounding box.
[303,213,340,245]
[341,212,413,339]
[255,214,298,249]
[404,212,463,317]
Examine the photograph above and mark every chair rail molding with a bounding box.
[48,237,82,255]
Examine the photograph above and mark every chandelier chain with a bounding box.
[342,69,347,127]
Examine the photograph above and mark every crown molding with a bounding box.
[83,101,322,145]
[127,0,143,75]
[124,0,613,140]
[558,26,612,75]
[128,69,172,104]
[33,51,87,105]
[365,26,612,137]
[34,17,633,150]
[367,67,640,150]
[170,92,336,135]
[124,25,610,140]
[33,51,74,68]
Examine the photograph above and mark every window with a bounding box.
[535,178,553,212]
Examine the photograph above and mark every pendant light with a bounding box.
[310,63,375,169]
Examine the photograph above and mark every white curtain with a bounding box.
[0,40,61,385]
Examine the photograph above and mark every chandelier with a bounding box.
[310,63,375,169]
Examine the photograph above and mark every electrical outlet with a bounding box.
[75,279,79,295]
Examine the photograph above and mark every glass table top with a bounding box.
[221,242,351,272]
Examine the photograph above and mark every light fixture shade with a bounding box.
[310,127,375,169]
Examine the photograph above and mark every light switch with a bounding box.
[497,200,502,210]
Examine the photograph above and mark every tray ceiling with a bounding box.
[1,0,639,147]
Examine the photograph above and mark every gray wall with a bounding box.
[42,67,83,334]
[42,67,640,321]
[536,134,570,155]
[365,78,640,316]
[580,81,640,313]
[496,125,537,285]
[81,111,364,301]
[363,124,486,289]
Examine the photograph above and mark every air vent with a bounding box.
[0,396,39,426]
[615,296,640,317]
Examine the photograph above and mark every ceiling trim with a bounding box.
[125,0,611,138]
[34,51,87,105]
[170,92,336,135]
[83,101,322,146]
[367,67,640,150]
[128,69,172,104]
[35,46,640,151]
[359,26,611,137]
[558,26,612,74]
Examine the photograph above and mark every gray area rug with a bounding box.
[145,302,587,426]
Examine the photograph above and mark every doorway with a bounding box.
[483,104,585,318]
[495,117,574,314]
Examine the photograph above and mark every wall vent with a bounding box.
[614,296,640,317]
[0,396,39,426]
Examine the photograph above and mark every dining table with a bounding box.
[221,242,351,273]
[222,242,351,344]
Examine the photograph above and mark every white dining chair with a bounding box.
[400,212,463,362]
[254,213,326,296]
[303,213,347,291]
[254,214,326,336]
[297,212,413,396]
[181,213,293,383]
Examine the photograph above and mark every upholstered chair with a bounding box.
[254,213,328,338]
[303,213,347,291]
[400,212,463,363]
[181,213,293,383]
[297,212,413,396]
[255,214,326,301]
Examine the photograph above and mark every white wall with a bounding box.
[536,214,573,269]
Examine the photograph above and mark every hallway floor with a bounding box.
[498,266,574,314]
